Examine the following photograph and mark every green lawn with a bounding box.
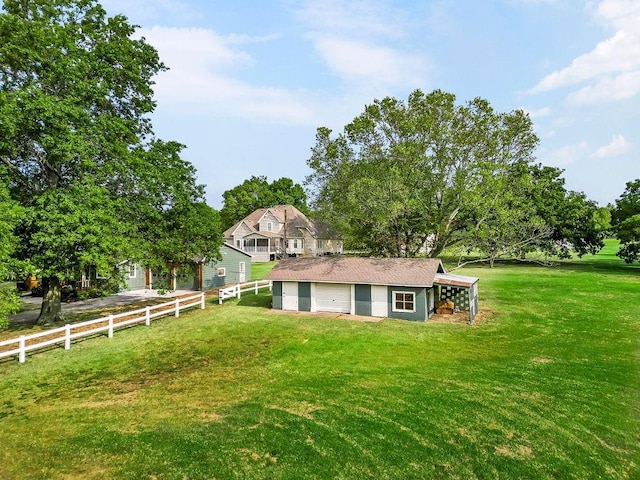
[0,245,638,479]
[251,260,277,281]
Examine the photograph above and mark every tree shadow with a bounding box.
[237,293,272,308]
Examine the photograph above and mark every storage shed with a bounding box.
[264,256,479,323]
[198,243,252,290]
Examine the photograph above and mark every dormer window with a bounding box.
[267,221,272,232]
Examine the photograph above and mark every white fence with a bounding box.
[218,280,272,304]
[0,292,206,364]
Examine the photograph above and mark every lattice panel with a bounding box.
[438,285,469,311]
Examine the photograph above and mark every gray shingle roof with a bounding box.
[264,256,446,287]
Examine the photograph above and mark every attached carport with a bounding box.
[434,273,479,324]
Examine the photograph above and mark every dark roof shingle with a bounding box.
[265,256,446,287]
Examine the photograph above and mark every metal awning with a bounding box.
[434,273,479,288]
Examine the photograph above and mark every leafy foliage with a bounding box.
[220,175,308,229]
[612,179,640,263]
[0,174,21,328]
[0,0,221,323]
[306,90,604,262]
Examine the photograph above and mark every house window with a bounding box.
[128,264,137,278]
[393,291,416,313]
[217,267,226,276]
[267,221,272,232]
[317,239,324,249]
[236,240,241,247]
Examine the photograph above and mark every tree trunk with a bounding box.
[36,276,63,325]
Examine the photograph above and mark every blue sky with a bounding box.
[99,0,639,208]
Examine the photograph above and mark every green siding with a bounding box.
[123,265,147,291]
[201,245,252,290]
[355,284,371,316]
[272,281,283,309]
[298,282,311,312]
[387,287,427,321]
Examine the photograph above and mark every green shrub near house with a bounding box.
[0,241,638,479]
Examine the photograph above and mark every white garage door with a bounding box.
[282,282,298,311]
[316,283,351,313]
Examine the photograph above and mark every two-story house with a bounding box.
[223,205,343,262]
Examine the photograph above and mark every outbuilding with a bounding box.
[264,256,479,323]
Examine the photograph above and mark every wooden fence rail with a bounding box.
[0,292,206,364]
[218,280,272,304]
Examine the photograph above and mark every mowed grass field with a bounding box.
[0,241,638,479]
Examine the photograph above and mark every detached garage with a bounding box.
[265,256,479,323]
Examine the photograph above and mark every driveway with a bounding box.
[10,289,199,326]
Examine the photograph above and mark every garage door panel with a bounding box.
[316,283,351,313]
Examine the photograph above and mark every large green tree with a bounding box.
[0,0,221,324]
[220,175,308,229]
[306,90,540,257]
[0,171,21,328]
[612,179,640,263]
[306,89,603,261]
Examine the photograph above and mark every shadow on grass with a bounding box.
[237,293,272,308]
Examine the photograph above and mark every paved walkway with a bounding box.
[11,289,198,326]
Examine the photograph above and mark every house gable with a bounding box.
[257,210,282,234]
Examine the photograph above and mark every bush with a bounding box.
[0,286,20,330]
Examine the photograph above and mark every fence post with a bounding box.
[175,299,180,318]
[65,324,71,350]
[145,306,151,326]
[236,284,241,299]
[255,281,259,294]
[269,280,273,291]
[219,292,222,305]
[19,335,25,363]
[108,315,114,338]
[200,292,205,309]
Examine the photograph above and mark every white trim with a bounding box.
[392,290,416,313]
[217,267,226,277]
[310,283,317,312]
[128,264,137,279]
[350,284,356,315]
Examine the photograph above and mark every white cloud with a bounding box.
[592,134,632,158]
[528,0,640,103]
[529,30,640,93]
[567,70,640,105]
[540,142,590,167]
[296,0,431,91]
[139,27,316,124]
[311,36,429,89]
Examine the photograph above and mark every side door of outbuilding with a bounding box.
[282,281,299,311]
[371,285,388,317]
